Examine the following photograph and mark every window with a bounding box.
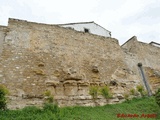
[67,27,74,30]
[84,28,89,33]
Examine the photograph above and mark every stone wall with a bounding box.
[0,18,159,109]
[0,25,7,54]
[0,18,139,109]
[122,36,160,92]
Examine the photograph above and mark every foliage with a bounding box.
[142,90,148,96]
[155,88,160,107]
[22,106,41,114]
[44,90,51,96]
[0,85,9,110]
[130,88,136,95]
[43,103,59,113]
[136,85,145,97]
[123,93,130,102]
[100,86,112,102]
[0,97,159,120]
[89,86,98,100]
[44,90,54,103]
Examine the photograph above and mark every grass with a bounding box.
[0,97,160,120]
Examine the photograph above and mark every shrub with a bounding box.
[89,86,98,100]
[43,103,59,113]
[43,90,59,117]
[44,90,54,103]
[130,88,136,95]
[22,106,41,114]
[100,86,112,103]
[155,88,160,107]
[123,93,130,102]
[142,90,148,96]
[136,85,145,97]
[0,85,9,110]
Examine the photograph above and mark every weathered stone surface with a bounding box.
[0,19,159,109]
[117,94,124,99]
[110,80,118,86]
[46,80,59,87]
[92,65,99,73]
[122,36,160,93]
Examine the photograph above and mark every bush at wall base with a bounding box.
[155,88,160,107]
[0,85,9,110]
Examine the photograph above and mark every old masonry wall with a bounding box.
[122,36,160,93]
[0,19,143,109]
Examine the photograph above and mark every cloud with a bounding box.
[0,5,12,25]
[91,0,159,44]
[119,0,160,43]
[0,0,160,44]
[15,0,100,23]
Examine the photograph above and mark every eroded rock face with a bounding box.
[122,36,160,95]
[0,19,159,109]
[144,67,160,93]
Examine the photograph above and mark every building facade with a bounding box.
[58,21,111,37]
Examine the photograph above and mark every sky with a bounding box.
[0,0,160,45]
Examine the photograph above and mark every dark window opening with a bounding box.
[84,28,89,33]
[67,27,74,30]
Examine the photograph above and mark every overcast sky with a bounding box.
[0,0,160,45]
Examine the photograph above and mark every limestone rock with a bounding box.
[110,80,118,86]
[0,18,159,109]
[46,80,59,87]
[92,66,99,73]
[117,94,124,99]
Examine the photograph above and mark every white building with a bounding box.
[58,21,111,37]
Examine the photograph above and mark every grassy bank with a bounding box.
[0,97,159,120]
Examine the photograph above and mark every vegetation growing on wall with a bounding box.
[100,86,112,103]
[89,86,99,101]
[0,84,9,110]
[43,90,59,116]
[89,85,113,104]
[123,93,130,102]
[44,90,54,103]
[136,85,147,97]
[155,88,160,107]
[130,88,136,95]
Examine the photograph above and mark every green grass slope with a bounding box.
[0,97,159,120]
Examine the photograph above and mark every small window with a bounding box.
[67,27,74,30]
[84,28,89,33]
